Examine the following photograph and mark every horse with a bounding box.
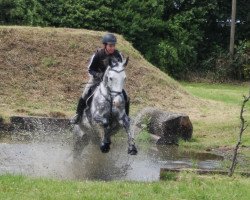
[74,56,137,156]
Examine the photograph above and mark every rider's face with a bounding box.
[105,43,116,54]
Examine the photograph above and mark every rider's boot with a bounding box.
[125,97,130,116]
[70,97,86,124]
[122,90,130,116]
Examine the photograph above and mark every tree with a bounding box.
[229,0,237,57]
[0,0,15,24]
[228,91,250,176]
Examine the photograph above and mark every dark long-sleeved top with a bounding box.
[88,48,123,76]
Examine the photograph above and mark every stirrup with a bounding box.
[70,114,81,124]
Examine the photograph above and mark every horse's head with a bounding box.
[103,56,129,97]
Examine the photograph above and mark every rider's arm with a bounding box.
[88,53,100,76]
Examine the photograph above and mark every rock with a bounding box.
[149,110,192,144]
[133,108,193,145]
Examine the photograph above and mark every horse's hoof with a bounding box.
[100,142,111,153]
[128,145,137,155]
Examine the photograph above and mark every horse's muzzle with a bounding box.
[112,100,121,108]
[112,94,123,109]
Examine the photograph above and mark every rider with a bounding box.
[70,33,130,124]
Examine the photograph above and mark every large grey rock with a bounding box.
[133,108,193,145]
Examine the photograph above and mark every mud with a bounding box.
[0,129,223,181]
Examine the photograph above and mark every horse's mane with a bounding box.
[104,55,124,68]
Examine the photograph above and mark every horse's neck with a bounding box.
[99,82,109,98]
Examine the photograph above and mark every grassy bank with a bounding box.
[0,174,250,200]
[0,26,189,119]
[180,82,250,148]
[180,82,250,171]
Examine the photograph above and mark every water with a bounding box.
[0,130,223,181]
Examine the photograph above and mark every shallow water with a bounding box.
[0,130,223,181]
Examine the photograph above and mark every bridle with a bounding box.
[99,66,125,101]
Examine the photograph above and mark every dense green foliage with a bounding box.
[0,0,249,80]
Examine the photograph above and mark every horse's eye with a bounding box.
[109,77,113,81]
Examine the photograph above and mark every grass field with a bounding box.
[1,26,250,199]
[180,82,250,172]
[0,173,250,200]
[181,82,250,106]
[180,82,250,148]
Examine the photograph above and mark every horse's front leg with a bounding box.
[100,124,111,153]
[121,115,137,155]
[73,125,90,158]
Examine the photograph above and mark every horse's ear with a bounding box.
[124,57,129,67]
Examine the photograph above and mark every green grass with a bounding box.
[0,174,250,200]
[136,129,151,143]
[181,82,250,106]
[181,82,250,147]
[179,82,250,172]
[41,57,59,68]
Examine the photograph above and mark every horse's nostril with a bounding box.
[113,101,120,107]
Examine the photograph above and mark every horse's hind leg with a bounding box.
[122,115,137,155]
[100,125,111,153]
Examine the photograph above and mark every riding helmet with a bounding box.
[102,33,117,44]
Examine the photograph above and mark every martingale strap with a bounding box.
[99,86,123,100]
[110,91,123,98]
[109,68,125,73]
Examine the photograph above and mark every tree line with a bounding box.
[1,0,249,80]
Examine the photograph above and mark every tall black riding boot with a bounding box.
[122,90,130,116]
[125,97,130,116]
[70,97,86,124]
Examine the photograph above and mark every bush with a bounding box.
[232,40,250,80]
[201,40,250,81]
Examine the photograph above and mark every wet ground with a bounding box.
[0,130,223,181]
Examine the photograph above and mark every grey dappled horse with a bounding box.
[74,57,137,155]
